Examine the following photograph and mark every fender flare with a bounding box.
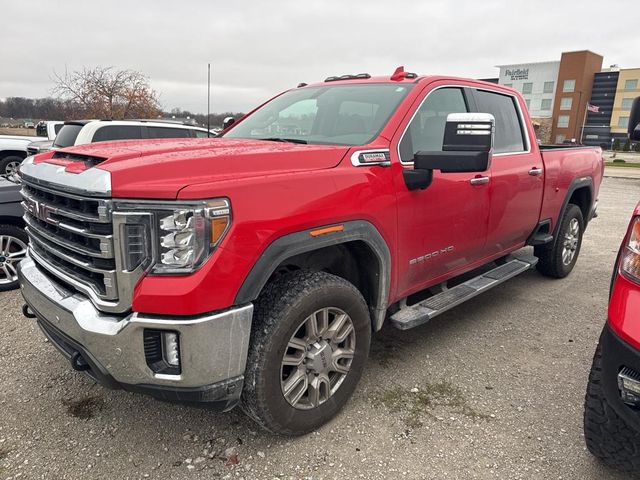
[552,176,594,241]
[234,220,391,330]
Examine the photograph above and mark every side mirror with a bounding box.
[629,97,640,141]
[222,116,236,130]
[414,113,495,173]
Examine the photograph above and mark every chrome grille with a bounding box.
[21,179,118,305]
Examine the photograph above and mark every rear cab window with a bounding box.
[473,89,527,154]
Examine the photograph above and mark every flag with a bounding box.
[587,103,600,113]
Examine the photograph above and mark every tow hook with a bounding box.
[71,351,91,372]
[22,304,36,319]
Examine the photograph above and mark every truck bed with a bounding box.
[538,145,604,232]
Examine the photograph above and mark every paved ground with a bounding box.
[605,165,640,179]
[1,177,640,480]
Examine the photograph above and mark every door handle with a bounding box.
[528,167,543,176]
[469,176,490,185]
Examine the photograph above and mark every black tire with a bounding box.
[0,155,24,176]
[0,225,28,291]
[535,203,584,278]
[584,336,640,473]
[240,270,371,435]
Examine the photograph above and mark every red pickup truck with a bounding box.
[584,98,640,473]
[18,68,603,435]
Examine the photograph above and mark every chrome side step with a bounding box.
[390,255,538,330]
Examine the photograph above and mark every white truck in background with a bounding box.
[0,121,63,175]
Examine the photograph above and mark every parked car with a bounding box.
[584,98,640,473]
[19,68,604,435]
[0,121,62,175]
[27,119,214,157]
[35,121,64,138]
[0,176,27,290]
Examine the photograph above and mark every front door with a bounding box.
[470,88,544,254]
[392,85,491,298]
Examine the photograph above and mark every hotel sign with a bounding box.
[505,68,529,80]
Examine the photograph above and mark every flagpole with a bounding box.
[580,103,589,144]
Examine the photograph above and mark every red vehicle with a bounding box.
[584,98,640,472]
[19,68,604,435]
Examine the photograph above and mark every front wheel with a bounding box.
[241,270,371,435]
[0,225,28,291]
[0,156,24,176]
[535,203,584,278]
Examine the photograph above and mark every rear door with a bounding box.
[471,88,543,255]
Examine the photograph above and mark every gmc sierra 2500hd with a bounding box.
[18,68,604,435]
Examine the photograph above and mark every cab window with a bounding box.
[473,90,526,153]
[147,126,191,138]
[92,125,143,142]
[399,88,468,163]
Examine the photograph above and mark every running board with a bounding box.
[390,256,538,330]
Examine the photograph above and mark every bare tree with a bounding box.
[51,66,161,119]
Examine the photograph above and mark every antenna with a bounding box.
[207,63,211,138]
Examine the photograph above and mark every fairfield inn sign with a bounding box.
[505,68,529,80]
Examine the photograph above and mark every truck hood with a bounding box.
[44,138,350,198]
[0,136,39,148]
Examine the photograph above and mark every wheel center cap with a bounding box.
[306,341,332,374]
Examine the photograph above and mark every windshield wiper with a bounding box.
[259,137,308,144]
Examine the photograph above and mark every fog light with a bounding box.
[143,329,181,375]
[618,367,640,407]
[163,332,180,367]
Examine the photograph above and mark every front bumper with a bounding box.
[599,323,640,431]
[18,257,253,410]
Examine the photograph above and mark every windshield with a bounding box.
[53,124,83,148]
[223,83,413,146]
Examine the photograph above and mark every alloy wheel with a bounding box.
[5,161,21,176]
[0,235,27,284]
[562,218,580,265]
[280,307,356,410]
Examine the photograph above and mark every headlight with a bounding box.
[114,198,231,275]
[621,217,640,282]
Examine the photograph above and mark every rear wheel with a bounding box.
[241,270,371,435]
[584,336,640,472]
[535,203,584,278]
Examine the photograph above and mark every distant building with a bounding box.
[550,50,603,144]
[496,60,560,119]
[492,50,619,145]
[582,69,619,147]
[610,68,640,141]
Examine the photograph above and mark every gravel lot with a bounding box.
[1,177,639,480]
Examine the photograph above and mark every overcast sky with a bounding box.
[1,0,637,114]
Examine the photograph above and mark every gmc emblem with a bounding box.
[25,198,52,222]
